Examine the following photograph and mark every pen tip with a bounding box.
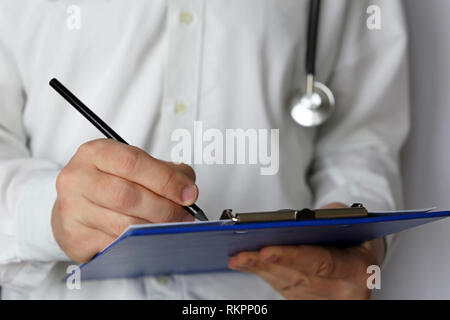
[196,210,209,221]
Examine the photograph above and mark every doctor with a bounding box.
[0,0,408,299]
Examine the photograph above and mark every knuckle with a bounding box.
[56,168,76,192]
[316,250,335,276]
[178,163,196,181]
[77,140,100,156]
[160,168,178,197]
[116,148,140,176]
[111,181,139,211]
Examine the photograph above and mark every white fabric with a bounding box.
[0,0,408,299]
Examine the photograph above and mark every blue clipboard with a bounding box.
[74,209,450,281]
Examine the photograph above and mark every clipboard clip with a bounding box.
[220,203,368,224]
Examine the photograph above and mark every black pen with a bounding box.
[49,78,208,221]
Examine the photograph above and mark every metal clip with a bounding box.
[220,204,368,224]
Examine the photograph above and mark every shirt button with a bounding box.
[179,12,193,25]
[174,102,188,115]
[156,275,173,286]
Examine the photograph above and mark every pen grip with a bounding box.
[50,78,208,221]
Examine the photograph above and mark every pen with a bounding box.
[49,78,209,221]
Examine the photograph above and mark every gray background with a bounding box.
[372,0,450,299]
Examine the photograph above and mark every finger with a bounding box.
[70,196,152,237]
[164,162,196,182]
[80,167,192,223]
[254,269,312,298]
[258,245,335,276]
[241,265,346,300]
[228,251,260,269]
[79,140,198,206]
[58,216,116,263]
[228,250,362,300]
[229,252,310,291]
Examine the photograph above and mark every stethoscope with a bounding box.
[289,0,335,127]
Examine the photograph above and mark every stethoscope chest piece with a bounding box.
[289,79,335,127]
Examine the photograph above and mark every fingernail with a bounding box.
[182,185,197,204]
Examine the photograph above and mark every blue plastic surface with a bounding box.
[75,210,450,281]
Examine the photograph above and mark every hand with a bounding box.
[228,203,386,300]
[52,139,198,263]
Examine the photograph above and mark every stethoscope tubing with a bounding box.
[289,0,335,127]
[306,0,321,76]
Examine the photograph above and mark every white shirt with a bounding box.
[0,0,409,299]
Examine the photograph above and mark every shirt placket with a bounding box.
[155,0,205,298]
[160,0,205,155]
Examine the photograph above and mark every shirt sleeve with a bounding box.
[0,16,69,292]
[308,0,409,265]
